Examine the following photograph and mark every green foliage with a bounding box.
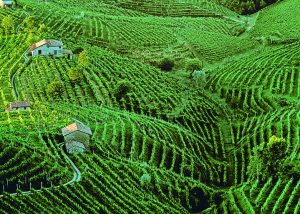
[46,81,65,97]
[23,16,36,33]
[26,33,36,47]
[0,0,299,213]
[1,16,14,34]
[78,50,89,68]
[247,135,287,181]
[217,0,281,14]
[159,58,174,71]
[185,58,203,72]
[37,23,47,36]
[281,159,300,179]
[251,0,300,39]
[68,67,83,84]
[113,80,133,102]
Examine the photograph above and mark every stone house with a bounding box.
[28,39,73,59]
[62,122,92,153]
[6,101,30,111]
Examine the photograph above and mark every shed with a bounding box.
[62,122,92,153]
[65,141,85,153]
[6,101,30,111]
[63,49,73,60]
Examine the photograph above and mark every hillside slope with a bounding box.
[0,0,299,213]
[250,0,300,39]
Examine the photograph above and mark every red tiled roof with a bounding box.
[29,39,63,52]
[62,122,92,136]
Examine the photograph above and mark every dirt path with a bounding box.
[10,49,30,99]
[10,66,21,99]
[0,141,81,198]
[223,11,260,34]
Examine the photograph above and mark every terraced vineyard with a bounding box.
[0,0,299,213]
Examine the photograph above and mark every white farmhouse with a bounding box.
[0,0,12,8]
[28,39,73,59]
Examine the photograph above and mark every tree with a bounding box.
[23,16,36,33]
[247,135,287,181]
[26,33,35,47]
[113,80,132,102]
[1,16,14,34]
[46,81,65,98]
[68,67,83,84]
[185,58,203,72]
[159,58,174,71]
[78,50,89,68]
[37,23,47,36]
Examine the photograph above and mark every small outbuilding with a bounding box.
[0,0,12,8]
[6,101,30,111]
[65,141,85,153]
[62,122,92,154]
[28,39,73,60]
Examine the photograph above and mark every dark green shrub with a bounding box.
[114,80,133,101]
[185,58,203,72]
[247,135,287,181]
[46,81,65,97]
[68,67,83,84]
[159,58,174,71]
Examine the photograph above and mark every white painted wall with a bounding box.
[31,44,63,57]
[0,0,12,7]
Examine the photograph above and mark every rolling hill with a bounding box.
[0,0,299,213]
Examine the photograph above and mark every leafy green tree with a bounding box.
[37,23,47,36]
[23,16,36,33]
[247,135,287,181]
[113,80,132,102]
[185,58,203,72]
[26,33,35,47]
[1,16,14,34]
[159,58,174,71]
[78,50,89,68]
[68,67,83,84]
[46,81,65,97]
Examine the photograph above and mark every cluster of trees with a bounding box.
[0,14,47,44]
[217,0,282,14]
[247,135,300,182]
[1,15,14,34]
[46,50,88,98]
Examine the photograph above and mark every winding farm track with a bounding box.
[11,48,30,99]
[10,66,20,99]
[5,35,82,197]
[0,145,81,198]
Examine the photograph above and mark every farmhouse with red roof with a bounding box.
[28,39,73,59]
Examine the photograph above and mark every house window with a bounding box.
[54,50,58,55]
[38,50,42,55]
